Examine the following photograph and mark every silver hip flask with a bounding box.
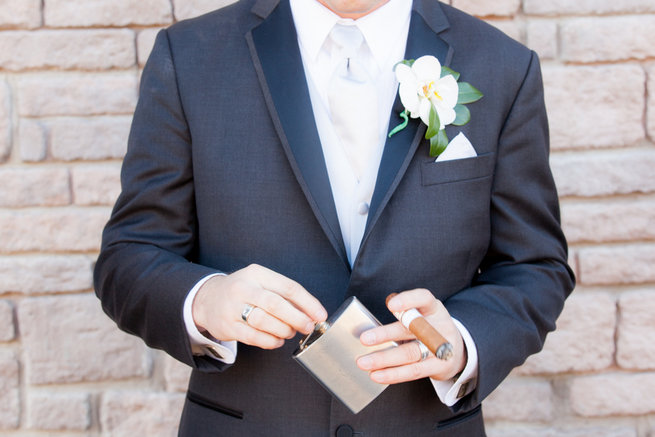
[293,296,397,414]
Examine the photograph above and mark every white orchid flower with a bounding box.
[395,55,458,130]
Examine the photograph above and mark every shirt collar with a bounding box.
[290,0,412,68]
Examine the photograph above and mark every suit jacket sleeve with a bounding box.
[445,52,575,410]
[93,29,228,373]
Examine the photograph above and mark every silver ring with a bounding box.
[241,303,256,323]
[417,340,430,362]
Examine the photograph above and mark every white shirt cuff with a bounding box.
[430,318,478,406]
[183,273,237,364]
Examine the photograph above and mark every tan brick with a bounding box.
[44,0,172,27]
[561,199,655,244]
[487,425,637,437]
[452,0,520,17]
[0,167,70,207]
[137,28,162,67]
[484,379,552,421]
[0,208,110,254]
[18,119,47,162]
[617,290,655,370]
[164,354,191,393]
[18,294,150,384]
[543,65,645,150]
[0,79,10,162]
[172,0,235,20]
[0,351,19,429]
[525,0,655,16]
[579,245,655,286]
[0,299,15,341]
[27,392,90,431]
[561,16,655,63]
[0,0,41,29]
[72,164,122,206]
[526,20,557,60]
[0,29,135,71]
[0,255,93,294]
[100,391,184,436]
[551,150,655,197]
[570,372,655,416]
[49,116,130,161]
[17,73,138,117]
[518,293,615,375]
[649,65,655,141]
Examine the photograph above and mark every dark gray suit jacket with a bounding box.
[94,0,575,435]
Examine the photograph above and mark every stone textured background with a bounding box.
[0,0,653,435]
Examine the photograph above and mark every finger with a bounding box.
[357,340,425,371]
[246,289,316,335]
[231,322,286,350]
[387,288,447,318]
[369,360,444,385]
[245,306,296,339]
[360,321,414,346]
[247,265,328,322]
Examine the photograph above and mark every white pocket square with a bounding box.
[435,132,477,162]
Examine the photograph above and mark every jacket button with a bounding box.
[335,424,354,437]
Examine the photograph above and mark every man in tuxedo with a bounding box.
[94,0,574,435]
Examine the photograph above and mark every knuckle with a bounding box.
[262,337,284,350]
[408,363,423,380]
[404,343,420,363]
[282,326,295,339]
[244,263,262,276]
[280,280,300,299]
[263,294,285,313]
[242,331,256,345]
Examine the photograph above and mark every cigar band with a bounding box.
[395,308,421,329]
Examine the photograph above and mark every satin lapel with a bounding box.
[246,0,349,269]
[363,2,452,243]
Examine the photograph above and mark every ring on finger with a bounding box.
[241,303,256,324]
[416,340,430,362]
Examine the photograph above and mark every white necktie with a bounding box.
[327,23,379,182]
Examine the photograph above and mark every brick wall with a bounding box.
[0,0,653,435]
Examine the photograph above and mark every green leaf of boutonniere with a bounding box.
[430,130,449,157]
[457,82,484,105]
[425,105,441,140]
[441,66,461,81]
[452,104,471,126]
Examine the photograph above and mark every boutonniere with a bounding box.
[388,55,483,158]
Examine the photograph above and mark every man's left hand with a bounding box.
[356,289,466,383]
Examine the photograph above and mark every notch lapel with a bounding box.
[246,0,349,269]
[362,1,453,247]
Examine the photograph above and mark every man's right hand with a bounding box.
[191,264,328,350]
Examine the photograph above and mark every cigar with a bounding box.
[386,293,453,361]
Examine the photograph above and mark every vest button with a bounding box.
[335,424,354,437]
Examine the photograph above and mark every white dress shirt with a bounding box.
[182,0,478,406]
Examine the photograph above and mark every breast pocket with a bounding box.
[420,152,496,186]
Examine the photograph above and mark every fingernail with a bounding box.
[358,356,373,370]
[387,298,401,312]
[314,309,328,321]
[361,331,376,345]
[304,321,315,333]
